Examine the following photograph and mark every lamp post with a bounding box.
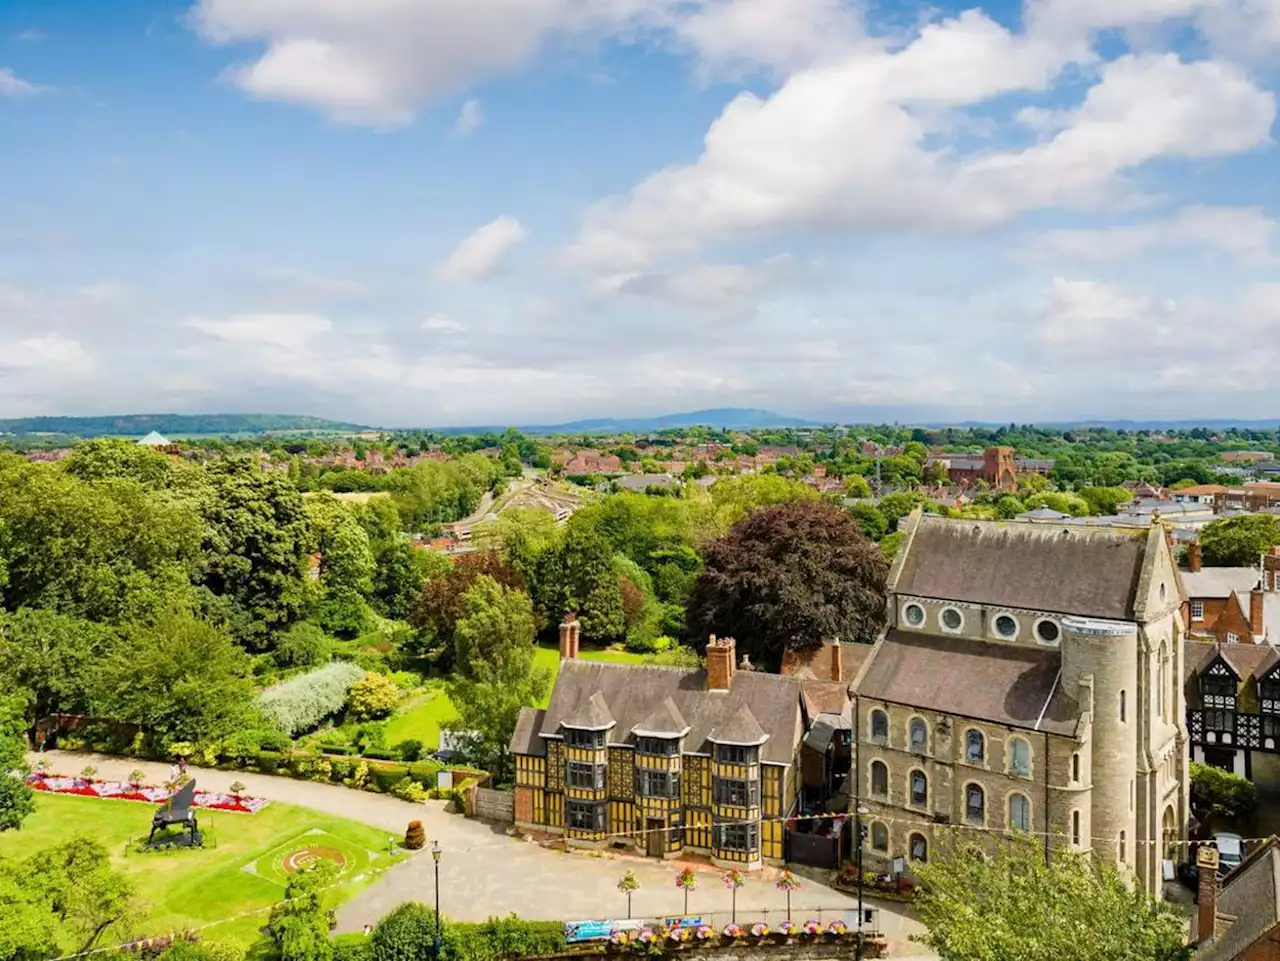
[432,840,443,959]
[854,803,869,961]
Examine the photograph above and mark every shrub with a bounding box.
[392,779,428,803]
[275,623,336,669]
[228,781,246,796]
[332,933,372,961]
[370,902,435,961]
[322,743,359,756]
[362,748,397,762]
[1191,761,1258,818]
[257,662,366,736]
[370,765,410,793]
[255,750,283,774]
[405,821,426,850]
[394,740,424,762]
[348,672,402,721]
[407,760,444,787]
[343,760,369,789]
[450,915,566,961]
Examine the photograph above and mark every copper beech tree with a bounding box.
[686,500,888,671]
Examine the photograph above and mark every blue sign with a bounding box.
[564,920,639,943]
[664,916,705,929]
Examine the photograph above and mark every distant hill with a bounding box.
[0,413,371,439]
[423,407,818,435]
[952,418,1280,430]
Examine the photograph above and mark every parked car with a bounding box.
[1214,833,1244,876]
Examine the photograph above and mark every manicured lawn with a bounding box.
[0,792,397,950]
[382,682,458,749]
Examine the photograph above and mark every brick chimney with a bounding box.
[1196,845,1220,944]
[559,613,580,659]
[830,642,843,682]
[1188,542,1203,573]
[706,635,735,691]
[1251,590,1266,636]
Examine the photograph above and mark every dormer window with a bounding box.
[637,736,680,756]
[716,744,758,765]
[565,728,606,749]
[1201,664,1237,710]
[1260,674,1280,713]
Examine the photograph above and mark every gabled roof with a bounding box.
[892,514,1148,621]
[1183,640,1279,687]
[708,705,768,746]
[515,659,802,764]
[562,691,615,731]
[1182,567,1260,599]
[631,697,690,738]
[1197,838,1280,961]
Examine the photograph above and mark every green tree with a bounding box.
[843,474,872,499]
[265,861,338,961]
[1078,486,1133,516]
[876,491,931,531]
[1190,760,1258,818]
[847,502,888,541]
[708,475,818,532]
[62,437,178,489]
[23,836,138,954]
[1200,515,1280,567]
[912,839,1188,961]
[687,500,889,670]
[447,576,549,781]
[0,609,119,726]
[98,609,256,744]
[0,693,34,831]
[347,672,401,721]
[994,494,1026,519]
[0,858,58,961]
[534,526,626,642]
[369,901,436,961]
[201,457,311,644]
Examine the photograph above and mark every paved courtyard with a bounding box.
[32,751,932,955]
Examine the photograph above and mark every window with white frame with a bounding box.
[1191,601,1205,620]
[1227,632,1240,644]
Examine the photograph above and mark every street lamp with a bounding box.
[855,804,869,961]
[432,840,443,959]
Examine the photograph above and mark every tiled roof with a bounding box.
[513,660,802,764]
[631,697,690,737]
[1181,568,1260,599]
[510,707,547,755]
[563,691,615,731]
[780,641,873,684]
[1183,640,1279,688]
[855,629,1079,736]
[1197,839,1280,961]
[709,705,768,745]
[895,515,1147,621]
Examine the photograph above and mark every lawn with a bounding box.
[0,792,398,950]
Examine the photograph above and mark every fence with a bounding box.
[585,906,881,935]
[472,786,515,822]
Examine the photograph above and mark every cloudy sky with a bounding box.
[1,0,1279,427]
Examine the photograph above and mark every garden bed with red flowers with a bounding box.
[26,773,270,814]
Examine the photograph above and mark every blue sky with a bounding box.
[1,0,1279,427]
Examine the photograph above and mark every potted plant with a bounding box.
[827,919,848,936]
[749,922,769,939]
[778,920,797,937]
[675,866,698,915]
[722,869,745,923]
[33,760,49,778]
[228,781,247,799]
[722,924,745,939]
[618,869,640,919]
[802,919,822,937]
[128,770,146,791]
[776,870,802,921]
[80,765,97,785]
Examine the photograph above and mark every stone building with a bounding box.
[509,623,804,867]
[850,511,1189,894]
[925,446,1055,491]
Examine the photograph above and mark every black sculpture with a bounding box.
[147,780,202,848]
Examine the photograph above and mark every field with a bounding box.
[0,792,396,950]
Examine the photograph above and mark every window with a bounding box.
[1035,619,1061,645]
[994,614,1018,638]
[716,744,757,765]
[714,777,759,807]
[1119,831,1126,862]
[1259,676,1280,709]
[1202,672,1236,700]
[904,603,925,627]
[715,821,759,852]
[941,607,964,632]
[1071,753,1080,783]
[1263,716,1280,739]
[1227,632,1240,644]
[909,833,928,862]
[1009,738,1031,778]
[909,770,928,807]
[566,800,606,831]
[565,728,605,749]
[1204,709,1235,733]
[871,822,888,852]
[965,730,985,764]
[909,718,928,753]
[567,761,606,790]
[637,769,679,798]
[870,709,889,742]
[1009,794,1030,831]
[1191,601,1205,620]
[1119,689,1127,723]
[870,760,888,797]
[965,784,985,823]
[637,736,679,756]
[1071,810,1081,846]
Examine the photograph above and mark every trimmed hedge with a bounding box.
[258,661,367,736]
[332,933,372,961]
[368,907,565,961]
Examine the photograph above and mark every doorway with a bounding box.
[647,818,665,858]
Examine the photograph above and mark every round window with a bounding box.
[994,614,1018,638]
[904,603,925,627]
[1036,619,1061,645]
[941,608,963,631]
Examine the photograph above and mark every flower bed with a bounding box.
[26,774,270,814]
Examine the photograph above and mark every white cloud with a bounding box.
[673,0,866,78]
[608,257,795,308]
[434,216,527,282]
[1028,206,1279,265]
[0,67,40,98]
[453,99,484,137]
[186,312,333,350]
[76,283,130,305]
[257,267,373,301]
[0,334,92,371]
[423,314,467,333]
[570,48,1274,275]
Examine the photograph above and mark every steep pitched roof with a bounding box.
[709,705,768,745]
[631,697,690,737]
[1197,839,1280,961]
[855,629,1078,736]
[1184,640,1280,687]
[893,514,1147,621]
[519,660,802,764]
[563,691,615,731]
[137,430,170,446]
[509,707,546,755]
[1182,568,1260,599]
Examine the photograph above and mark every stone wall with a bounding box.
[472,786,515,823]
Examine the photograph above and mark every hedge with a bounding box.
[368,906,565,961]
[258,662,367,736]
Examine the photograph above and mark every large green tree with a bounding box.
[1200,514,1280,567]
[0,693,34,832]
[447,576,549,781]
[0,609,119,726]
[24,837,138,955]
[534,526,626,641]
[912,839,1188,961]
[686,500,888,669]
[264,861,337,961]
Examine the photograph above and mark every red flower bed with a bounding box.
[26,774,269,814]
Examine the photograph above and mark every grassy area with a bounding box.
[0,793,397,950]
[382,682,458,749]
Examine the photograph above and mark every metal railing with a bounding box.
[605,906,882,935]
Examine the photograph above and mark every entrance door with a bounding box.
[647,818,665,858]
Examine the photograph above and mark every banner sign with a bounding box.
[564,920,642,943]
[663,917,705,929]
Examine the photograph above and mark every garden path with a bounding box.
[29,750,933,957]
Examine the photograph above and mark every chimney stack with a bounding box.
[1196,845,1220,945]
[1251,590,1265,636]
[1188,542,1203,573]
[559,613,580,660]
[706,635,735,691]
[830,642,844,682]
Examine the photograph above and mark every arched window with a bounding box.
[909,833,928,862]
[909,718,928,754]
[965,784,985,823]
[1009,738,1031,777]
[965,730,985,764]
[1071,752,1080,783]
[1071,810,1081,846]
[1163,805,1178,860]
[870,709,889,742]
[871,822,888,852]
[909,770,928,807]
[1009,793,1030,831]
[1120,689,1127,723]
[870,760,888,797]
